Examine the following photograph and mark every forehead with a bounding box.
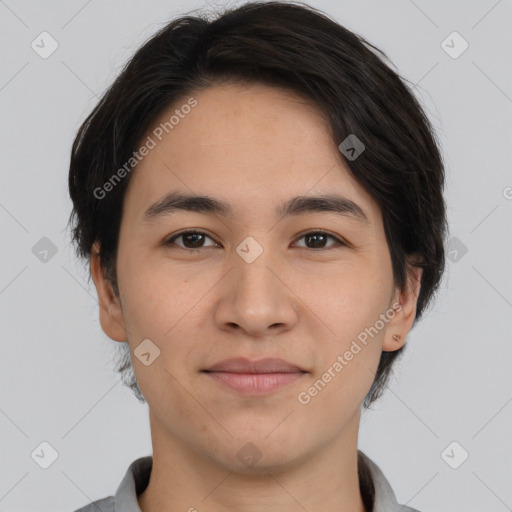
[122,82,379,223]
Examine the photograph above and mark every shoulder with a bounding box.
[70,455,151,512]
[72,495,114,512]
[358,450,425,512]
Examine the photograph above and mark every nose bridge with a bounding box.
[234,233,281,310]
[215,233,298,335]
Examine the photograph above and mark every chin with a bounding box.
[207,434,307,475]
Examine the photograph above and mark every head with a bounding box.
[68,0,446,470]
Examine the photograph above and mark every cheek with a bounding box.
[305,262,392,398]
[297,285,388,418]
[118,259,190,339]
[314,262,393,339]
[116,271,193,403]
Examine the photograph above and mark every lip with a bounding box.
[202,357,307,396]
[203,357,305,373]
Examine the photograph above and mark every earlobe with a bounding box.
[90,242,128,342]
[382,263,423,352]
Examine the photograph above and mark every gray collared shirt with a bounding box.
[73,450,421,512]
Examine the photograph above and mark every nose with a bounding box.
[214,246,299,337]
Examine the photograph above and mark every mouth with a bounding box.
[201,357,308,396]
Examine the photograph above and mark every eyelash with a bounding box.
[164,229,347,251]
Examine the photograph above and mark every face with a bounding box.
[92,82,421,473]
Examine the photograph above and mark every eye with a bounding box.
[293,230,345,250]
[164,229,346,251]
[165,230,218,250]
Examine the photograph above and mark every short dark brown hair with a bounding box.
[67,0,447,409]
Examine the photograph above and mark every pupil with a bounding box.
[185,233,204,248]
[307,233,325,248]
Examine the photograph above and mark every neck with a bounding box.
[138,410,367,512]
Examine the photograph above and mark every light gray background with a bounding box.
[0,0,511,511]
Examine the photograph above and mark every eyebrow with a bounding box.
[142,191,369,225]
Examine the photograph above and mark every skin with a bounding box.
[90,82,422,512]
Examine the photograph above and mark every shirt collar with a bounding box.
[114,450,414,512]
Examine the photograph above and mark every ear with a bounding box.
[90,241,128,342]
[382,258,423,352]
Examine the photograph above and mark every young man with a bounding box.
[68,2,447,511]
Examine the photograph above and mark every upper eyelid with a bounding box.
[166,229,218,245]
